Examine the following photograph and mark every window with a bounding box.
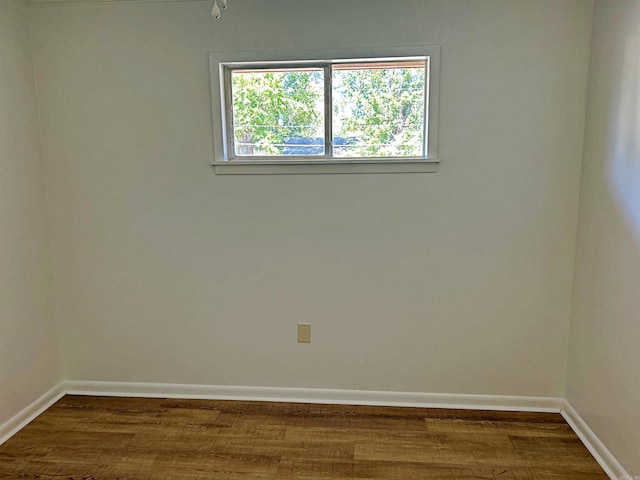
[210,47,440,174]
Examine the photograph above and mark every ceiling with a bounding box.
[24,0,205,6]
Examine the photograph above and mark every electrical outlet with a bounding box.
[297,323,311,343]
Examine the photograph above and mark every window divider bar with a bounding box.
[324,65,333,158]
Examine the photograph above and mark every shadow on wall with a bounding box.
[608,31,640,247]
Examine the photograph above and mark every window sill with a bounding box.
[212,158,439,175]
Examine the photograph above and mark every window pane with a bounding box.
[231,67,325,157]
[332,60,426,158]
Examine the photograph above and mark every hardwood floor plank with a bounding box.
[424,418,576,438]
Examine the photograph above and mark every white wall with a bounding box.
[30,0,592,397]
[0,0,59,425]
[567,0,640,475]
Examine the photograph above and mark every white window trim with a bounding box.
[209,46,440,175]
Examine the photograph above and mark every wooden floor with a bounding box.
[0,395,607,479]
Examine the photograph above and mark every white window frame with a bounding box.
[209,46,440,175]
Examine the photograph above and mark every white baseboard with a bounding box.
[62,380,564,412]
[560,400,634,480]
[0,383,65,447]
